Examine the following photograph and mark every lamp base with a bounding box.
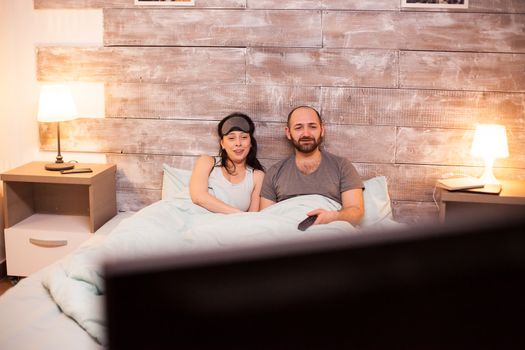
[45,162,75,171]
[478,159,500,185]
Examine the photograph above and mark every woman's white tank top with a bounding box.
[208,165,254,211]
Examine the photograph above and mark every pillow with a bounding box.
[161,164,192,200]
[360,176,394,227]
[161,164,231,204]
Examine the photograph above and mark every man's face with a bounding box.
[286,107,324,154]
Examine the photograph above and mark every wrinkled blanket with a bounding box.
[42,195,367,344]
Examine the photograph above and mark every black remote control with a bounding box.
[298,215,318,231]
[60,168,93,174]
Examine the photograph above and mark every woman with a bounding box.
[189,112,265,213]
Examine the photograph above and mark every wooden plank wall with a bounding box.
[35,0,525,224]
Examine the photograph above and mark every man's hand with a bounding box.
[306,208,338,225]
[307,188,364,226]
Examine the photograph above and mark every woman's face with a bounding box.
[220,131,252,164]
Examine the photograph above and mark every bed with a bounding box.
[0,165,402,349]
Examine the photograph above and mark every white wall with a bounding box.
[0,0,104,268]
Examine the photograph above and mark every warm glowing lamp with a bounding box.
[37,84,77,171]
[470,124,509,185]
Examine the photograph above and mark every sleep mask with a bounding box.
[221,116,251,135]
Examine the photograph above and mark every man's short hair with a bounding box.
[287,106,322,126]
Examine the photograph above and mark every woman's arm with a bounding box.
[247,170,265,212]
[189,155,242,214]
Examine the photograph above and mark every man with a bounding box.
[260,106,364,226]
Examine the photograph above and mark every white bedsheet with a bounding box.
[42,195,367,344]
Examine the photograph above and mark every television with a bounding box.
[105,214,525,350]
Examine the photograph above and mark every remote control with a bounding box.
[298,215,318,231]
[61,168,93,174]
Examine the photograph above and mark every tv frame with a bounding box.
[105,215,525,349]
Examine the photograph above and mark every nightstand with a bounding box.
[436,179,525,223]
[1,162,117,276]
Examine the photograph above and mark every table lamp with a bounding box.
[470,124,509,185]
[37,84,78,171]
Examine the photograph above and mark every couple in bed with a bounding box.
[190,106,365,227]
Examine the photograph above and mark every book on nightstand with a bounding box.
[464,183,502,195]
[436,176,485,191]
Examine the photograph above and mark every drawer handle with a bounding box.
[29,238,68,248]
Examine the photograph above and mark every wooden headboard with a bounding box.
[36,0,525,224]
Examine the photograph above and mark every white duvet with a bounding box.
[42,195,363,344]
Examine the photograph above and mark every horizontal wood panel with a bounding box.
[400,51,525,92]
[35,0,246,9]
[35,0,525,13]
[106,83,320,121]
[105,84,525,129]
[117,188,160,212]
[392,201,439,225]
[248,0,525,13]
[104,9,322,47]
[392,164,525,201]
[110,154,525,223]
[102,152,525,203]
[323,11,525,53]
[109,153,280,190]
[40,119,219,155]
[107,154,196,190]
[323,125,396,164]
[106,154,397,191]
[104,153,525,221]
[357,163,525,202]
[396,127,525,168]
[247,48,398,87]
[246,0,322,9]
[391,164,480,202]
[404,0,525,13]
[39,119,396,163]
[321,87,525,129]
[247,0,398,10]
[37,47,245,84]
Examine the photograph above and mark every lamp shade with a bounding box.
[470,124,509,159]
[37,84,78,122]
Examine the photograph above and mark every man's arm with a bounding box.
[337,188,364,225]
[307,188,364,226]
[259,196,276,210]
[259,165,277,210]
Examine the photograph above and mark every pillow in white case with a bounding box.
[161,163,231,204]
[360,176,394,227]
[161,164,191,200]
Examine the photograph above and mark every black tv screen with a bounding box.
[105,215,525,350]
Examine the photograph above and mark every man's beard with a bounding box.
[290,135,323,153]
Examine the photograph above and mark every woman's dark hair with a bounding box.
[217,112,264,174]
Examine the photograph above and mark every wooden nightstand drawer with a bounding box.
[5,214,91,276]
